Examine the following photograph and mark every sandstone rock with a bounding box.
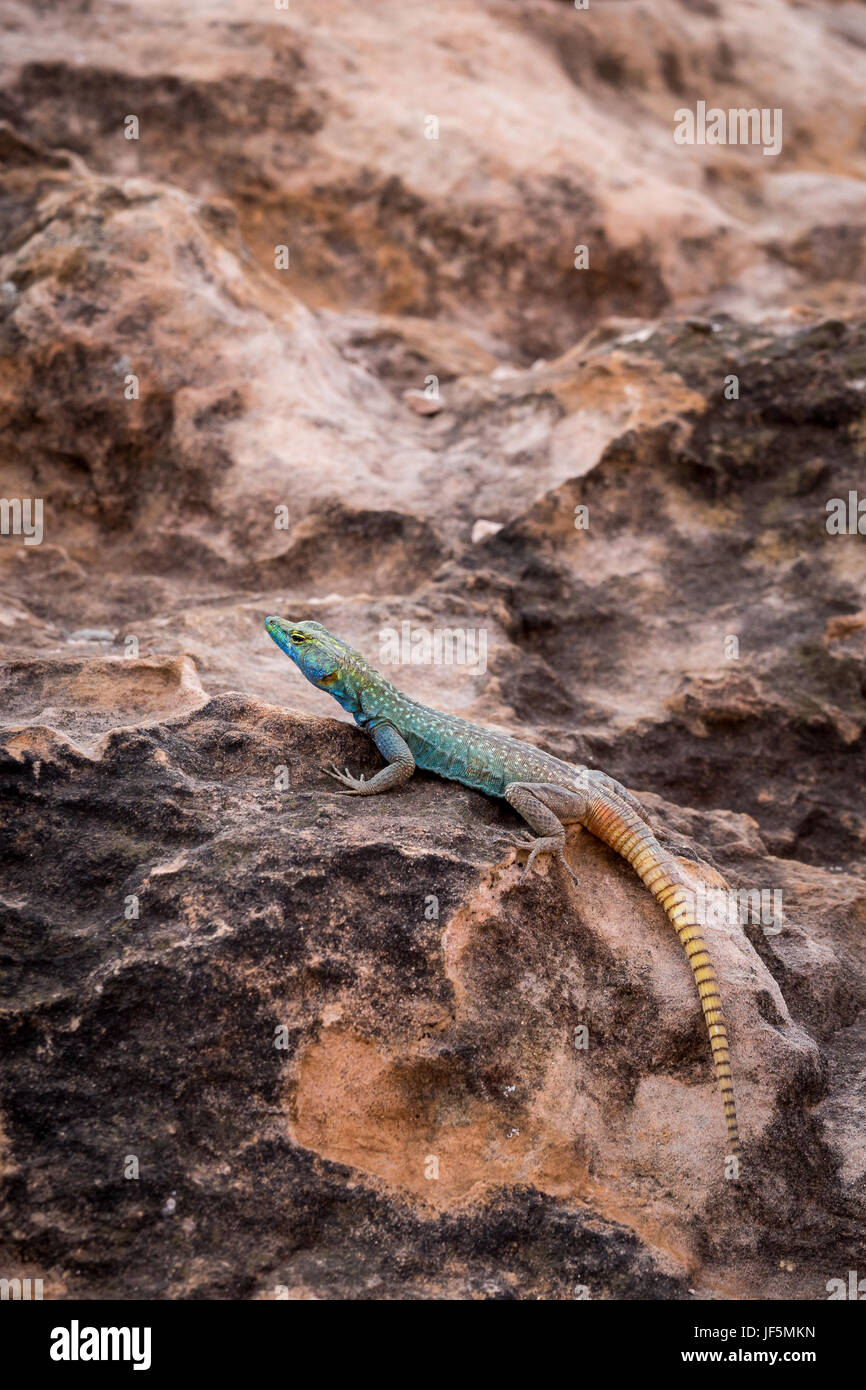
[0,695,854,1300]
[1,0,865,1302]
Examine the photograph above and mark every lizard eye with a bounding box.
[291,631,309,643]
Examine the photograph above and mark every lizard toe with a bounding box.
[322,766,361,789]
[558,852,580,887]
[502,832,536,852]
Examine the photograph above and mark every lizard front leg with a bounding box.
[323,722,415,795]
[504,782,587,886]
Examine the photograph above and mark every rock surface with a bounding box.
[1,0,865,1300]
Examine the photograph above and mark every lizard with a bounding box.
[265,614,741,1161]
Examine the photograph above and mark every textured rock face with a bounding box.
[1,1,865,1300]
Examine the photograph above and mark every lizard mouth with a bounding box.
[265,616,288,637]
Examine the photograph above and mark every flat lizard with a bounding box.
[265,615,741,1161]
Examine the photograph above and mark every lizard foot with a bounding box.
[321,763,368,793]
[515,836,579,888]
[500,831,536,852]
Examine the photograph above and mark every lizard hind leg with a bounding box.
[503,782,587,887]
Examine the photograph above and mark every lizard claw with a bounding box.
[517,846,542,885]
[501,832,536,851]
[514,839,579,888]
[558,852,580,888]
[321,762,369,793]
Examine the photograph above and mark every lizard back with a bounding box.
[357,685,583,798]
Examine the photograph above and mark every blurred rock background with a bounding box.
[0,0,864,1299]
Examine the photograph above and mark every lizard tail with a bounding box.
[582,786,741,1157]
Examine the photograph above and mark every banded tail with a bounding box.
[583,787,741,1157]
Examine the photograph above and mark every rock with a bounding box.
[0,695,847,1300]
[471,520,504,544]
[67,628,115,643]
[0,0,865,1302]
[403,389,444,415]
[0,656,208,754]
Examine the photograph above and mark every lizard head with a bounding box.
[265,615,368,709]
